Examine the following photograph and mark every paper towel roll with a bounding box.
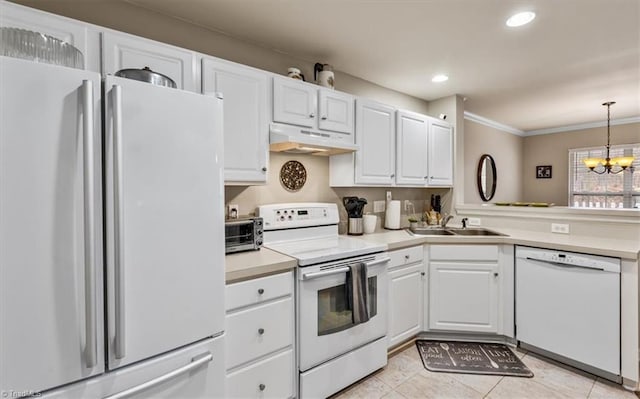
[385,200,401,229]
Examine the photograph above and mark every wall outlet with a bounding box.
[467,217,481,226]
[228,204,239,219]
[551,223,570,234]
[386,191,392,202]
[374,200,386,212]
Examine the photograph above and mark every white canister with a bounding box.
[317,70,334,89]
[314,63,335,89]
[363,214,377,234]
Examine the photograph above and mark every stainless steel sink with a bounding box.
[407,227,507,236]
[447,228,507,236]
[406,227,456,236]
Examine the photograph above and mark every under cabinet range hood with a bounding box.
[269,123,358,156]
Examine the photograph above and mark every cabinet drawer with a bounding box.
[226,297,293,369]
[226,349,294,399]
[389,246,424,268]
[430,245,498,261]
[226,271,293,311]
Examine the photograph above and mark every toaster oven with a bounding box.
[225,217,263,254]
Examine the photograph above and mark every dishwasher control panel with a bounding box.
[516,246,620,273]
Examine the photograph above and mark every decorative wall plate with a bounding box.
[280,160,307,191]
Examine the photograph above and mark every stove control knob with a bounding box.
[288,215,292,220]
[258,328,265,335]
[280,216,285,221]
[258,288,264,295]
[276,210,281,215]
[256,240,263,246]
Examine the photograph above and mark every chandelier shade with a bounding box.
[583,102,634,174]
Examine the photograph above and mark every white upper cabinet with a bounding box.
[330,103,453,188]
[272,76,354,135]
[0,1,99,72]
[101,31,197,92]
[273,76,317,128]
[354,99,396,185]
[318,90,355,134]
[396,110,429,186]
[202,58,269,184]
[428,120,454,186]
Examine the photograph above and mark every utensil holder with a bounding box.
[348,218,363,235]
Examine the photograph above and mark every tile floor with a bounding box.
[331,344,638,399]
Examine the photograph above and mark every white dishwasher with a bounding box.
[515,246,620,380]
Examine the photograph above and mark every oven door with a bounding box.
[297,255,389,372]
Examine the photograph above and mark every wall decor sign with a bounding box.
[280,160,307,191]
[536,165,552,179]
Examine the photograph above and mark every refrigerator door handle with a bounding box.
[103,352,214,399]
[112,84,126,359]
[82,79,98,368]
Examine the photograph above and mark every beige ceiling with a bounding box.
[125,0,638,132]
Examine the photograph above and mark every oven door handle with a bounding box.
[301,257,390,280]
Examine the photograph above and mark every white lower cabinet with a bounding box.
[225,271,295,399]
[388,246,424,348]
[226,349,294,399]
[426,245,501,334]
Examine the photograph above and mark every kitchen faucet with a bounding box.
[440,214,454,228]
[462,218,469,229]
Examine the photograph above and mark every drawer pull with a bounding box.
[258,328,265,335]
[494,272,499,277]
[404,255,410,260]
[258,288,264,295]
[259,384,266,391]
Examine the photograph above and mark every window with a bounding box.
[569,144,640,209]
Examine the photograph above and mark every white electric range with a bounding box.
[257,203,390,398]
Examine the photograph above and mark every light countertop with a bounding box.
[225,247,297,284]
[359,227,640,260]
[225,227,639,282]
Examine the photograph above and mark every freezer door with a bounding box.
[41,335,225,399]
[0,57,104,393]
[104,75,225,369]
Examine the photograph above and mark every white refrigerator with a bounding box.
[0,56,226,398]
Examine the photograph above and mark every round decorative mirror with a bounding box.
[477,154,497,202]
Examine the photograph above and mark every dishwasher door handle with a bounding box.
[525,257,605,272]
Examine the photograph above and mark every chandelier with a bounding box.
[583,101,634,174]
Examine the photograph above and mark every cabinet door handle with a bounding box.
[259,384,266,391]
[321,116,327,120]
[258,328,265,335]
[309,113,315,118]
[404,255,410,260]
[390,174,395,178]
[262,167,267,172]
[424,176,428,179]
[258,288,264,295]
[421,272,425,276]
[494,272,499,277]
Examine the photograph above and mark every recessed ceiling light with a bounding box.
[432,74,448,83]
[506,11,536,27]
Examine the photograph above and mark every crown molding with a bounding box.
[463,111,525,136]
[524,116,640,136]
